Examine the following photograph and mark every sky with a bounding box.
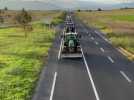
[0,0,134,10]
[2,0,134,4]
[28,0,133,3]
[83,0,134,3]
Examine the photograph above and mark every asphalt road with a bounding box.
[32,16,134,100]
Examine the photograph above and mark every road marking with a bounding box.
[81,49,100,100]
[107,56,114,63]
[95,31,104,39]
[120,71,132,83]
[91,37,94,40]
[94,30,113,45]
[100,47,105,52]
[58,39,63,60]
[50,72,57,100]
[95,41,99,45]
[104,38,109,42]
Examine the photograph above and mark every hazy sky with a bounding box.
[82,0,133,3]
[2,0,134,4]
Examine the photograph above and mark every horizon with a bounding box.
[0,0,134,10]
[1,0,134,4]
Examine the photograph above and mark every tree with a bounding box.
[98,8,102,11]
[77,9,81,12]
[15,8,32,37]
[4,7,8,11]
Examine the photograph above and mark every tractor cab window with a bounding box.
[65,34,77,40]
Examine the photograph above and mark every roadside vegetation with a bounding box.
[51,12,65,26]
[0,10,64,100]
[76,9,134,61]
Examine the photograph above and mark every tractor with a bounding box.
[58,15,82,59]
[58,32,82,59]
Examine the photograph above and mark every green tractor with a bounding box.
[58,32,82,59]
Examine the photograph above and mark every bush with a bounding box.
[51,18,63,26]
[98,8,102,11]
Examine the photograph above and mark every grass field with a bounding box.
[111,15,134,22]
[76,9,134,60]
[0,11,64,100]
[1,10,63,25]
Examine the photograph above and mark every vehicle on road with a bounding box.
[58,15,82,59]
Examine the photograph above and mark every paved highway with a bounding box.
[32,15,134,100]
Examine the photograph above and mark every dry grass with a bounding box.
[1,10,62,25]
[76,9,134,34]
[76,9,134,61]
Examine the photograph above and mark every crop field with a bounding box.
[76,9,134,60]
[0,11,64,100]
[1,10,62,25]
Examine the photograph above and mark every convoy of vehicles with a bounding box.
[58,15,82,59]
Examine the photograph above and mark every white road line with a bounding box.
[100,48,105,52]
[120,71,132,83]
[58,39,63,60]
[95,41,99,45]
[95,30,113,45]
[50,72,57,100]
[91,37,95,40]
[104,38,109,42]
[95,31,105,39]
[107,56,114,63]
[81,49,100,100]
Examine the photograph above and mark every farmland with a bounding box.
[0,11,64,100]
[76,9,134,60]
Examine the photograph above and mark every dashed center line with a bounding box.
[50,72,57,100]
[94,30,112,44]
[95,41,99,45]
[107,56,114,63]
[120,71,132,83]
[91,37,94,40]
[100,47,105,52]
[58,39,63,60]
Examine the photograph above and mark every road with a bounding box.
[32,15,134,100]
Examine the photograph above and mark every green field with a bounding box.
[0,11,64,100]
[111,15,134,22]
[76,9,134,60]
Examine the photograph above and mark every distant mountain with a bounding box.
[113,2,134,9]
[0,0,110,10]
[0,1,61,10]
[73,1,111,10]
[0,0,134,10]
